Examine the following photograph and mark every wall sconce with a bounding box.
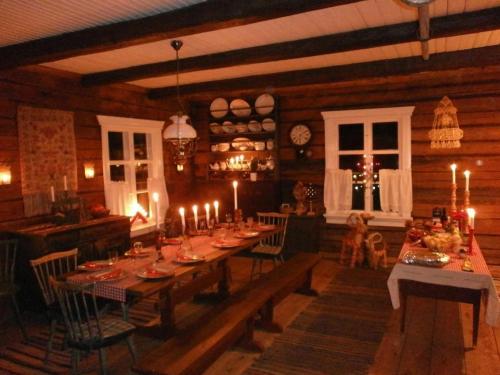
[84,163,95,179]
[0,164,12,185]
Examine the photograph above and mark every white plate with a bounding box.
[255,93,275,115]
[210,98,229,118]
[255,224,276,231]
[124,249,152,258]
[77,261,112,272]
[235,123,248,133]
[248,120,262,132]
[231,138,253,151]
[136,268,173,279]
[234,231,260,239]
[262,118,276,132]
[210,123,223,134]
[211,239,243,248]
[87,269,127,282]
[230,99,252,117]
[175,254,206,264]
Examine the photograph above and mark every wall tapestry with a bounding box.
[18,105,77,217]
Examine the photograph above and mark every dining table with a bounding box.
[66,226,280,339]
[387,238,500,346]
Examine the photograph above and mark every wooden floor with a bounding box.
[1,254,499,374]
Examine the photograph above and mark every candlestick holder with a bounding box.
[464,190,470,210]
[467,226,474,255]
[450,183,457,214]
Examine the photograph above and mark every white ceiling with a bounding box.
[1,0,499,90]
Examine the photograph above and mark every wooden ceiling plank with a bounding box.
[147,44,500,98]
[82,6,500,86]
[0,0,361,71]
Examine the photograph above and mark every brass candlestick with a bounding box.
[450,183,457,214]
[464,190,470,210]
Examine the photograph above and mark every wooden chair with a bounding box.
[366,232,388,270]
[30,248,78,362]
[49,277,136,375]
[0,239,28,341]
[250,212,289,279]
[340,213,367,268]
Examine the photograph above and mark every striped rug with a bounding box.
[245,266,392,375]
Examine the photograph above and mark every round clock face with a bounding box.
[289,124,312,146]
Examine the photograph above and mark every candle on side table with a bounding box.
[179,207,186,235]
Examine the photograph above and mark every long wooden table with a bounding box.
[69,229,280,339]
[387,239,500,346]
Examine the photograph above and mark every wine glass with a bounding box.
[108,249,119,266]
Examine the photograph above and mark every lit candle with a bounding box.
[192,205,198,230]
[464,170,471,192]
[205,203,210,223]
[63,175,68,191]
[232,180,238,210]
[152,192,160,229]
[179,207,186,235]
[50,186,55,202]
[214,200,219,223]
[450,164,457,184]
[466,207,476,229]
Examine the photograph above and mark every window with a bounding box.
[322,107,414,227]
[98,115,168,236]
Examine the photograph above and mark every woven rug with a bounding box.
[245,266,392,375]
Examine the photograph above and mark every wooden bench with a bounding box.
[133,252,321,375]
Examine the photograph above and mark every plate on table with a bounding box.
[255,224,276,231]
[175,254,206,264]
[255,93,275,115]
[210,98,229,118]
[163,238,182,246]
[136,267,174,280]
[234,231,260,239]
[211,239,243,248]
[78,260,111,272]
[230,99,252,117]
[124,249,153,258]
[87,269,127,282]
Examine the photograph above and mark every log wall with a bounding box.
[191,66,500,265]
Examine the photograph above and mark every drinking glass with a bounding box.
[225,213,233,228]
[108,249,119,265]
[247,217,254,228]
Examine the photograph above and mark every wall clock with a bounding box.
[289,123,312,159]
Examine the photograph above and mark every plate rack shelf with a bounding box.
[207,95,280,181]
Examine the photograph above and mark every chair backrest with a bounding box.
[30,248,78,306]
[257,212,289,248]
[49,277,103,345]
[0,239,18,283]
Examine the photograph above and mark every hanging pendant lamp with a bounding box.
[428,96,463,149]
[163,40,198,172]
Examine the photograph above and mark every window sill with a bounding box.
[324,211,411,227]
[130,221,157,237]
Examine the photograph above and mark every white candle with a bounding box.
[464,170,471,192]
[232,180,238,210]
[192,205,198,230]
[466,207,476,229]
[450,164,457,184]
[50,186,55,202]
[214,200,219,223]
[179,207,186,235]
[63,175,68,191]
[205,203,210,223]
[152,192,160,229]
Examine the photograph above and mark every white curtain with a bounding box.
[324,168,353,212]
[105,182,132,216]
[147,176,169,224]
[379,169,412,217]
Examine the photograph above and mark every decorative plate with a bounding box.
[400,250,451,267]
[210,98,229,118]
[262,118,276,132]
[248,120,262,132]
[235,123,248,133]
[77,261,111,272]
[230,99,252,117]
[231,138,253,151]
[255,93,275,115]
[210,123,223,134]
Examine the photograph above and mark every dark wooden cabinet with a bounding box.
[283,214,324,258]
[3,215,130,309]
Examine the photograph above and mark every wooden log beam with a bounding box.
[148,44,500,98]
[82,6,500,86]
[0,0,361,71]
[418,5,431,60]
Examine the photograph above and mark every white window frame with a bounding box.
[98,115,165,237]
[322,106,414,227]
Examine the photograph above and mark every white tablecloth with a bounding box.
[387,240,500,326]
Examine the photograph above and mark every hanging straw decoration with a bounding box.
[428,96,463,149]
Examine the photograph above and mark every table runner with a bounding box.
[68,236,222,302]
[387,239,500,326]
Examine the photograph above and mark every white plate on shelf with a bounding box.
[210,98,229,118]
[248,120,262,132]
[255,93,275,115]
[210,123,223,134]
[230,99,252,117]
[262,118,276,132]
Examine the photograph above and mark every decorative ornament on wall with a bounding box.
[428,96,463,149]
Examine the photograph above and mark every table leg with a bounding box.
[217,259,231,299]
[400,287,407,333]
[296,268,318,296]
[158,285,176,338]
[472,295,481,347]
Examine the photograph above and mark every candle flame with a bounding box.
[192,204,198,213]
[464,170,471,178]
[152,192,159,202]
[130,202,148,217]
[179,207,185,215]
[214,200,219,208]
[466,207,476,218]
[232,180,238,188]
[450,163,457,171]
